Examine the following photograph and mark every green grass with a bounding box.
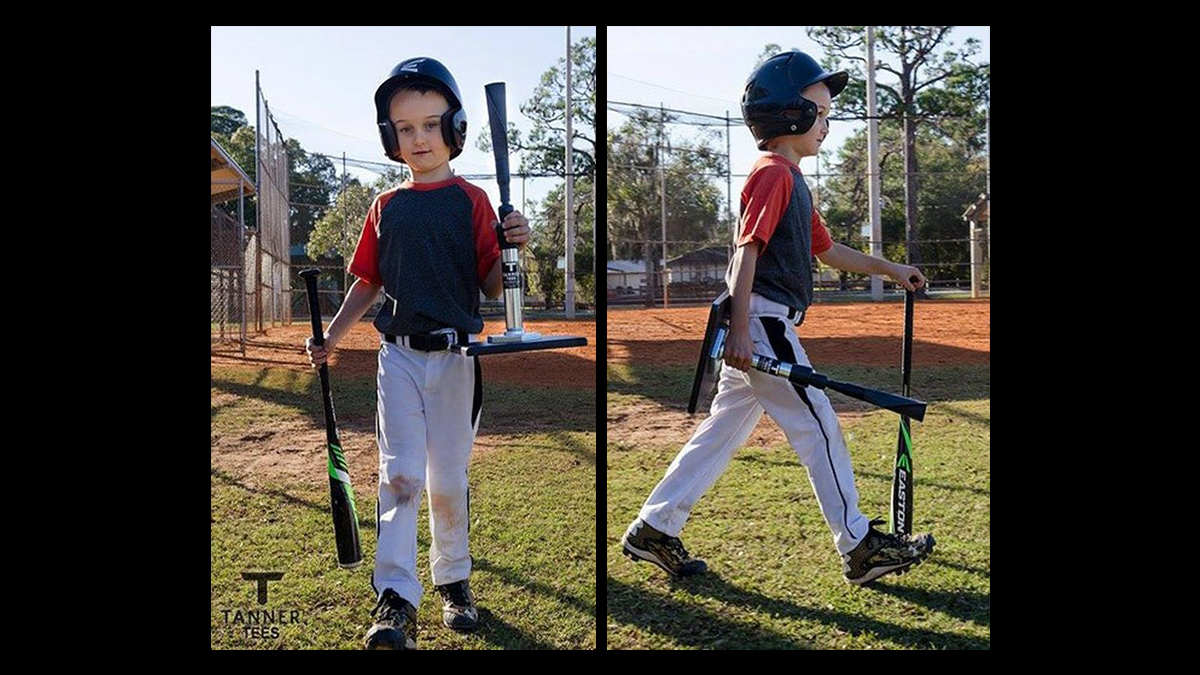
[606,362,990,649]
[212,365,596,650]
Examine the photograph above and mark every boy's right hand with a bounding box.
[723,327,755,373]
[305,335,334,368]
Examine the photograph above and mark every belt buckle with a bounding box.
[432,327,457,352]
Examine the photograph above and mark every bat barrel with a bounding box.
[485,82,511,208]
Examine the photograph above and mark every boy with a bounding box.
[305,57,531,649]
[622,50,936,586]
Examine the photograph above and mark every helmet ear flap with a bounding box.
[782,99,818,135]
[752,100,818,150]
[441,108,468,160]
[378,119,401,161]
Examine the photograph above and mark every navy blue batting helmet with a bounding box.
[741,51,848,150]
[374,57,467,163]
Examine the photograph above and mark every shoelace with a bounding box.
[439,582,471,606]
[371,591,409,622]
[867,518,913,552]
[664,536,692,562]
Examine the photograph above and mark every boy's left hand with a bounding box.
[498,211,531,251]
[887,264,926,291]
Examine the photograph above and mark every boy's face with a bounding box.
[769,82,833,158]
[388,88,452,169]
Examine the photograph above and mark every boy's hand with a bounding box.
[886,264,926,291]
[305,334,336,368]
[723,326,755,373]
[498,210,531,250]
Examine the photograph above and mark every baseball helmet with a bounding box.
[741,51,848,151]
[374,57,468,163]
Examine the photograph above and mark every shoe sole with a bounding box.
[364,632,417,650]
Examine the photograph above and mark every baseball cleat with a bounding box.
[621,518,707,578]
[365,588,418,649]
[435,579,479,631]
[843,518,935,585]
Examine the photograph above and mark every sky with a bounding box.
[607,26,990,204]
[211,26,596,215]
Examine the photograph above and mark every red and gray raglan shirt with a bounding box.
[732,153,833,313]
[348,175,501,336]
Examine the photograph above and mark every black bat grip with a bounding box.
[299,269,336,436]
[495,208,517,251]
[299,269,326,346]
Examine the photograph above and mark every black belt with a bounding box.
[788,307,805,326]
[384,330,468,352]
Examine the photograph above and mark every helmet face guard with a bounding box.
[742,51,848,150]
[375,57,468,163]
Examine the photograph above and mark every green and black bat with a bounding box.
[300,269,363,568]
[891,284,916,536]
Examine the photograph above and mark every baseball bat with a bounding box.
[748,353,926,421]
[890,282,916,536]
[299,269,363,569]
[486,81,523,323]
[710,326,927,421]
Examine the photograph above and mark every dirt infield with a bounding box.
[608,298,989,449]
[212,317,595,490]
[211,317,596,390]
[608,298,990,368]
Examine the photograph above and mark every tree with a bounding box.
[807,27,990,292]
